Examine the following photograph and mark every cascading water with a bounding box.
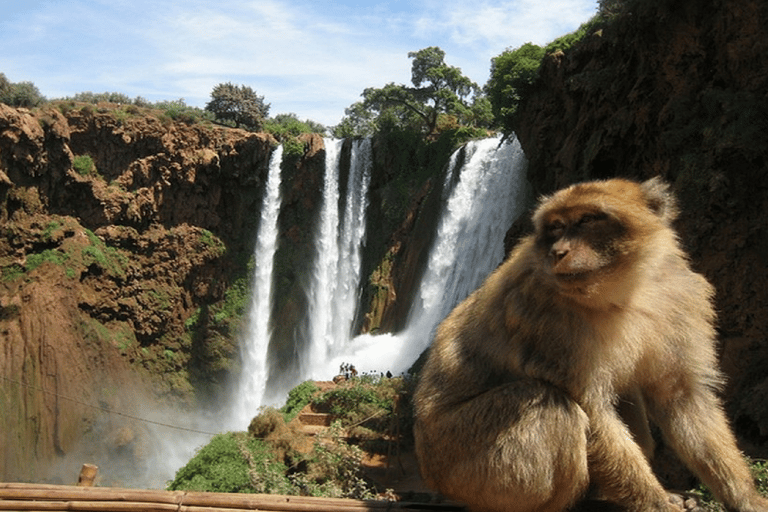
[316,135,528,378]
[303,138,372,378]
[406,136,527,338]
[304,138,343,372]
[142,145,285,487]
[229,144,284,429]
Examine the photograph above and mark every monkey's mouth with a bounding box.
[554,271,592,283]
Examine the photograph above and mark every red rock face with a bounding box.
[0,104,278,481]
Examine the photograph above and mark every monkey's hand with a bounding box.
[735,493,768,512]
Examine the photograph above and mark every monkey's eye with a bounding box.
[578,213,605,226]
[546,220,565,237]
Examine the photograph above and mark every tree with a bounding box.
[332,101,377,138]
[485,43,545,132]
[0,73,46,107]
[338,47,482,137]
[205,82,270,131]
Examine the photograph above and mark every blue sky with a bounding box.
[1,0,598,126]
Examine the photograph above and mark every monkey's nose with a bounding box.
[551,248,569,262]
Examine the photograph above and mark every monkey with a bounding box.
[413,178,768,512]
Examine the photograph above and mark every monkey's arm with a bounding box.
[646,380,768,512]
[584,400,680,512]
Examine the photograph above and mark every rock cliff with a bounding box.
[0,103,277,481]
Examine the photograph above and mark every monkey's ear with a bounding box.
[640,177,679,224]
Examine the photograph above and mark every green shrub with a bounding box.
[263,113,326,137]
[72,155,96,176]
[168,432,290,493]
[293,422,376,499]
[25,249,69,272]
[485,42,545,130]
[280,380,319,421]
[0,75,46,107]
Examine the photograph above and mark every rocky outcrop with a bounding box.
[0,103,278,481]
[514,0,768,465]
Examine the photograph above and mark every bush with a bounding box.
[485,43,545,131]
[263,113,326,137]
[168,432,291,493]
[72,155,96,176]
[280,380,319,421]
[0,76,46,108]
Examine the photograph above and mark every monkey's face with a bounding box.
[531,180,660,304]
[536,206,627,286]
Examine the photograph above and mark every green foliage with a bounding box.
[280,380,320,421]
[263,113,326,137]
[485,15,602,133]
[170,414,376,498]
[280,136,306,164]
[25,249,69,273]
[82,229,129,277]
[544,16,604,54]
[311,374,409,452]
[154,98,215,125]
[0,73,46,107]
[336,46,484,137]
[485,42,546,131]
[68,91,134,104]
[206,82,270,131]
[72,155,96,176]
[211,275,250,326]
[170,376,417,499]
[294,422,376,499]
[199,229,226,256]
[332,102,377,138]
[168,432,290,493]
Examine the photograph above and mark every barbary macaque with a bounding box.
[414,178,768,512]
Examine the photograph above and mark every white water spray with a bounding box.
[318,135,528,378]
[304,138,372,378]
[229,145,284,429]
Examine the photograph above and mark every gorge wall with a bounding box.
[513,0,768,467]
[0,103,278,480]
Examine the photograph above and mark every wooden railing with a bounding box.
[0,483,466,511]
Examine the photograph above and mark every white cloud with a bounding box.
[0,0,597,126]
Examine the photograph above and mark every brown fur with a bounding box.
[414,178,768,512]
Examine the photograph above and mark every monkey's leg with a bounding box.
[415,379,590,512]
[650,390,768,512]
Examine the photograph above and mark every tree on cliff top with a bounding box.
[205,82,270,131]
[0,73,46,108]
[485,43,545,133]
[334,47,489,137]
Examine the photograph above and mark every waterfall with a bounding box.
[229,144,284,429]
[316,135,528,378]
[406,136,527,336]
[303,138,372,379]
